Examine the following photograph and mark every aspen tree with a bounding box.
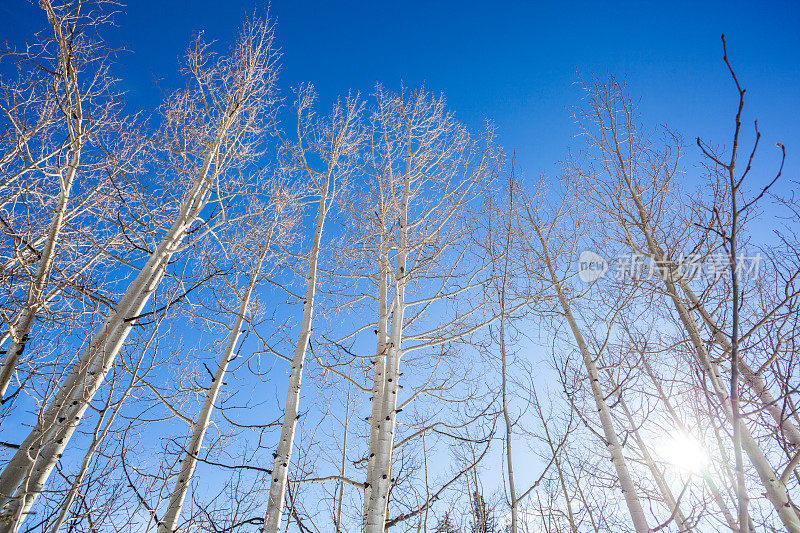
[262,88,364,533]
[158,189,297,533]
[0,0,139,397]
[0,18,279,530]
[570,75,800,531]
[516,191,651,533]
[361,86,498,533]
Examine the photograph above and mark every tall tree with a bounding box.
[361,86,498,532]
[262,86,364,533]
[158,187,297,533]
[516,188,651,533]
[0,0,140,398]
[0,16,279,530]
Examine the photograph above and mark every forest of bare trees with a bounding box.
[1,2,799,532]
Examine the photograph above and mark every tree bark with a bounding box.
[534,224,651,533]
[158,245,269,533]
[262,175,331,533]
[363,239,389,526]
[363,155,411,533]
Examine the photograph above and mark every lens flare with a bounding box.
[659,433,709,474]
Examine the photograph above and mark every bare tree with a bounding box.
[158,185,298,533]
[262,86,364,533]
[358,86,499,532]
[0,15,279,530]
[515,186,651,533]
[567,69,799,530]
[0,0,142,398]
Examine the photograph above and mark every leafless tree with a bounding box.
[0,14,279,530]
[261,85,365,533]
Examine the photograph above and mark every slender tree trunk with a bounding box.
[0,148,79,397]
[534,225,650,533]
[564,452,600,533]
[0,125,229,531]
[363,240,389,525]
[729,193,748,533]
[262,177,331,533]
[158,246,269,533]
[552,445,578,533]
[421,431,429,533]
[657,254,799,531]
[48,323,158,533]
[531,383,578,533]
[46,408,106,533]
[47,350,143,533]
[641,357,740,531]
[0,0,84,398]
[680,283,800,448]
[335,383,352,533]
[496,180,518,532]
[611,142,800,531]
[612,382,692,532]
[364,158,411,533]
[499,311,519,533]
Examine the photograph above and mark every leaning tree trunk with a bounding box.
[608,375,693,533]
[47,345,144,533]
[0,125,229,532]
[0,147,80,398]
[262,177,331,533]
[159,245,269,533]
[0,0,84,398]
[46,406,109,533]
[603,143,800,530]
[680,282,800,448]
[531,382,579,533]
[663,270,800,532]
[535,225,651,533]
[640,357,740,531]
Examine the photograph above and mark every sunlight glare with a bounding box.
[659,432,709,474]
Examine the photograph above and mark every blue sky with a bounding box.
[3,0,799,186]
[1,1,799,528]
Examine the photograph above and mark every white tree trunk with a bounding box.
[158,245,268,533]
[47,352,140,533]
[363,304,402,533]
[262,181,330,533]
[0,0,84,397]
[363,163,410,533]
[616,156,800,531]
[614,386,692,532]
[548,432,578,532]
[680,282,800,448]
[0,147,80,397]
[535,226,650,533]
[363,241,388,524]
[662,273,800,532]
[560,309,650,533]
[0,127,228,531]
[641,358,740,531]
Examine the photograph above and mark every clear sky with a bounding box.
[1,2,799,527]
[3,0,799,186]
